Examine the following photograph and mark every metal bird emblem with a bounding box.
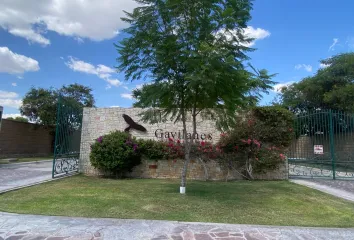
[122,114,147,133]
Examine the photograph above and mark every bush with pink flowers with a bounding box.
[218,106,294,178]
[90,131,141,177]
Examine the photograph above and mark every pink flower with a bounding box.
[279,154,286,160]
[168,138,174,142]
[177,139,181,144]
[247,139,252,145]
[253,139,261,148]
[201,141,206,146]
[255,157,259,161]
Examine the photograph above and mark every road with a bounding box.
[0,160,53,193]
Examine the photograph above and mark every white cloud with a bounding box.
[121,93,133,100]
[295,64,312,72]
[0,90,18,99]
[242,26,271,47]
[65,57,122,88]
[0,90,22,109]
[0,47,39,74]
[0,98,22,109]
[273,81,295,93]
[135,84,144,90]
[8,28,50,46]
[97,65,115,74]
[319,63,330,68]
[0,0,138,45]
[11,83,17,87]
[217,26,270,47]
[106,79,121,87]
[329,38,339,51]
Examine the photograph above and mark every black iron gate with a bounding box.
[52,97,83,178]
[288,110,354,179]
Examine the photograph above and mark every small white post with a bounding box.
[180,186,186,194]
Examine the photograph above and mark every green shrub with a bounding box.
[219,106,294,177]
[90,131,141,177]
[137,139,167,160]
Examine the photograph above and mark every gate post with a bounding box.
[52,95,62,178]
[329,110,336,180]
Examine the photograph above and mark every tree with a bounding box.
[278,53,354,112]
[6,116,29,123]
[20,84,95,126]
[117,0,274,193]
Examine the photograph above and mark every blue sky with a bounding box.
[0,0,354,118]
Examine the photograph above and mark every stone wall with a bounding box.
[127,159,288,181]
[0,119,54,158]
[80,107,288,180]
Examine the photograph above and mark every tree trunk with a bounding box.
[198,157,209,181]
[180,109,190,191]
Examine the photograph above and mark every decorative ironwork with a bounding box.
[288,109,354,179]
[52,96,83,178]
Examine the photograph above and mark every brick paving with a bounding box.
[1,212,354,240]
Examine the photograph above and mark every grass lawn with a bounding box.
[0,156,52,164]
[0,175,354,227]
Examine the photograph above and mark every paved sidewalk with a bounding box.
[0,161,53,193]
[291,179,354,202]
[1,212,354,240]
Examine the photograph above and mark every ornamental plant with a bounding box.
[90,131,141,177]
[218,106,294,179]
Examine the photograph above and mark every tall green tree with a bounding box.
[20,84,95,126]
[117,0,274,192]
[278,52,354,112]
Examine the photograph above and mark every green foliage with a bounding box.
[118,0,275,128]
[279,52,354,112]
[252,106,294,147]
[137,139,167,160]
[6,116,28,123]
[117,0,275,187]
[219,107,294,175]
[90,131,141,176]
[20,83,95,126]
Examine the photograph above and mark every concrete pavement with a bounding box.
[0,160,53,193]
[291,179,354,202]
